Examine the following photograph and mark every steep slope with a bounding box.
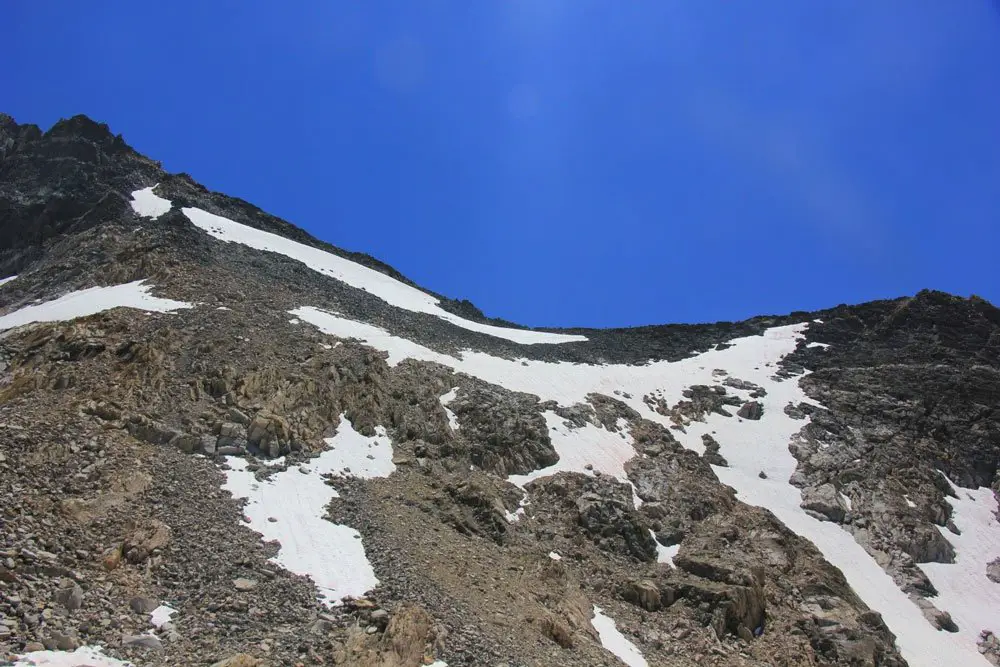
[0,114,997,667]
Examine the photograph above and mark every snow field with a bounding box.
[221,414,393,605]
[918,473,1000,655]
[0,281,192,331]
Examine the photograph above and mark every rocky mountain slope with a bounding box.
[0,113,997,667]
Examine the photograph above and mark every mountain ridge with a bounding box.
[3,112,990,334]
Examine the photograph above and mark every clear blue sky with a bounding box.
[5,2,999,327]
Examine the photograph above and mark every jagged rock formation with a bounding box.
[0,114,997,667]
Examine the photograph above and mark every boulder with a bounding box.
[737,401,764,420]
[801,483,850,523]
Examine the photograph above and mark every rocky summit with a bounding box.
[0,113,997,667]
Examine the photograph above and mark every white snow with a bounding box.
[508,413,639,492]
[221,414,394,605]
[504,495,529,523]
[323,415,395,479]
[806,341,830,349]
[591,606,648,667]
[905,495,917,508]
[0,275,17,288]
[158,204,583,345]
[149,604,176,629]
[0,281,192,332]
[439,388,460,430]
[548,551,562,561]
[290,309,994,665]
[129,186,172,219]
[14,647,133,666]
[650,530,679,567]
[918,474,1000,653]
[839,491,853,512]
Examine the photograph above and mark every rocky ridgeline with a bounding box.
[0,114,998,666]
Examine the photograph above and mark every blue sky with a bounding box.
[5,2,999,327]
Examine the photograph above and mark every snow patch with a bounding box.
[806,341,830,349]
[0,281,192,331]
[650,530,679,567]
[0,275,17,288]
[918,474,1000,655]
[905,495,917,508]
[439,388,460,431]
[323,415,395,479]
[129,186,172,219]
[591,606,648,667]
[839,491,853,512]
[150,604,176,629]
[14,647,134,666]
[221,414,393,605]
[548,551,562,561]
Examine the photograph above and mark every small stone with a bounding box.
[129,597,159,615]
[56,581,84,611]
[370,608,389,627]
[44,632,80,651]
[23,641,45,652]
[122,633,163,650]
[233,578,258,592]
[758,471,768,479]
[310,619,333,635]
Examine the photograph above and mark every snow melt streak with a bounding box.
[221,414,393,605]
[175,203,585,345]
[0,281,191,332]
[591,606,648,667]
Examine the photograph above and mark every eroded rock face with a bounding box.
[528,473,657,562]
[447,382,556,476]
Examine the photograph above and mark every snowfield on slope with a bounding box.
[919,473,1000,657]
[221,414,393,605]
[0,281,192,331]
[291,307,996,666]
[13,646,133,666]
[130,185,585,345]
